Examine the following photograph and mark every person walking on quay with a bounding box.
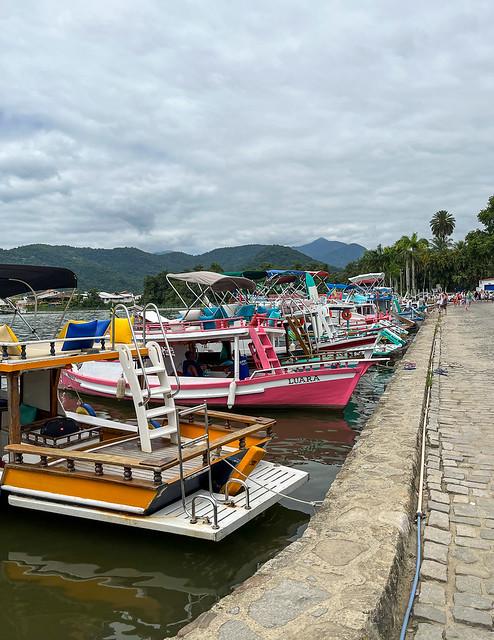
[465,290,473,311]
[439,292,448,314]
[436,294,442,313]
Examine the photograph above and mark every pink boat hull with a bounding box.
[61,362,372,409]
[318,334,376,352]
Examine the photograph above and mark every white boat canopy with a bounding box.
[348,272,385,285]
[167,271,256,292]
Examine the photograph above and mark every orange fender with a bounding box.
[222,446,266,496]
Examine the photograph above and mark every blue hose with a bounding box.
[399,512,422,639]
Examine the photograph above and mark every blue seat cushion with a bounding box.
[236,304,255,320]
[62,320,99,351]
[95,319,111,338]
[203,306,227,319]
[268,308,281,326]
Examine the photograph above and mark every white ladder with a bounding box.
[119,340,178,453]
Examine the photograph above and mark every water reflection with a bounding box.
[0,504,307,639]
[0,312,393,639]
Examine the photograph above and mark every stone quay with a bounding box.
[173,303,494,639]
[411,303,494,639]
[173,316,438,639]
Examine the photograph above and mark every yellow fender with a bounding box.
[222,446,266,496]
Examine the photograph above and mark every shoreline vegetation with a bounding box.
[141,196,494,305]
[338,195,494,294]
[4,195,494,311]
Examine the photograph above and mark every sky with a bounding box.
[1,0,494,255]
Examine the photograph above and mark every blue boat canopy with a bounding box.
[326,283,355,290]
[266,269,306,278]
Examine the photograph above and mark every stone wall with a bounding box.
[174,319,437,640]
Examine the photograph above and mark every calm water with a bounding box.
[0,312,393,639]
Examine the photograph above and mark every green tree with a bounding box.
[430,210,455,242]
[395,234,428,295]
[478,195,494,234]
[75,288,106,309]
[209,262,223,273]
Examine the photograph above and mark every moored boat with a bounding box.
[0,267,307,541]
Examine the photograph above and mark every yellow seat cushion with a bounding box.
[0,324,21,356]
[57,320,85,339]
[109,317,134,344]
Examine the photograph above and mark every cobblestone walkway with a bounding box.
[413,304,494,639]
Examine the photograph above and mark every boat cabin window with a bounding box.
[176,342,237,378]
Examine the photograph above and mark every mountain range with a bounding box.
[0,239,364,292]
[294,237,366,267]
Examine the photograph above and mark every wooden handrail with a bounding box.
[179,407,275,427]
[5,443,162,470]
[139,423,271,469]
[5,422,270,472]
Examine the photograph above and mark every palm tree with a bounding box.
[430,236,452,251]
[430,210,455,242]
[395,236,412,294]
[395,234,429,295]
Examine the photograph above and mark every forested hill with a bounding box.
[294,237,366,267]
[0,243,330,291]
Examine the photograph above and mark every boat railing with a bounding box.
[176,403,212,518]
[22,424,102,448]
[141,303,181,398]
[249,357,384,378]
[0,334,117,361]
[111,303,153,406]
[5,442,167,484]
[5,421,269,486]
[136,315,248,333]
[135,314,285,334]
[283,349,367,363]
[224,478,251,509]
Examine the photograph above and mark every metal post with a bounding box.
[233,336,240,381]
[204,403,214,495]
[224,478,251,509]
[53,287,76,338]
[111,306,116,350]
[176,407,192,518]
[190,495,219,529]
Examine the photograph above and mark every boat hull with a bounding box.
[1,451,248,515]
[61,361,372,409]
[6,461,309,541]
[317,334,376,352]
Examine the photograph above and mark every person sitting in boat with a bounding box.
[220,359,234,377]
[182,350,205,377]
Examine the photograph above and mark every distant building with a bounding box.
[5,290,73,311]
[35,290,73,304]
[98,291,138,304]
[478,277,494,291]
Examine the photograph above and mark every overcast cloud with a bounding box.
[1,0,493,254]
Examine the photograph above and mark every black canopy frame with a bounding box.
[0,264,78,338]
